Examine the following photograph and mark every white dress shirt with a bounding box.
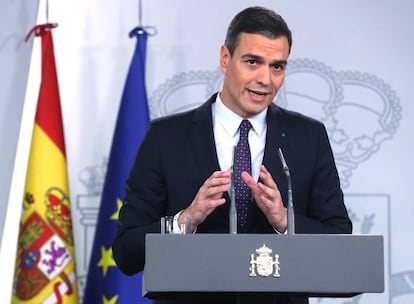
[213,93,267,182]
[173,93,268,233]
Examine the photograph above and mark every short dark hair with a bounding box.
[224,6,292,56]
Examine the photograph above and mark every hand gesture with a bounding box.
[242,165,287,233]
[180,169,231,231]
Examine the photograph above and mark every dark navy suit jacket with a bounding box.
[113,93,352,303]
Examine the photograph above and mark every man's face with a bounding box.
[220,33,290,118]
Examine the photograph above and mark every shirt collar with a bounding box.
[214,93,267,137]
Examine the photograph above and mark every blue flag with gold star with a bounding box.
[83,27,151,304]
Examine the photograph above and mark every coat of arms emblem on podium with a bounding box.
[249,244,281,278]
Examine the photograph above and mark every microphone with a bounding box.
[229,146,237,234]
[277,148,295,235]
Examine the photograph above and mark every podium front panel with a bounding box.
[143,234,383,297]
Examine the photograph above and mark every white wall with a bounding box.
[0,0,39,247]
[1,1,413,303]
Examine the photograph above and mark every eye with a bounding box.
[273,63,285,71]
[246,59,257,65]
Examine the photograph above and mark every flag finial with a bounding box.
[25,23,58,42]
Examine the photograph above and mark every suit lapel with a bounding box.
[263,104,290,205]
[190,94,221,181]
[263,104,287,173]
[247,104,290,230]
[190,94,231,220]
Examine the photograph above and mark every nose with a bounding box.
[255,67,272,86]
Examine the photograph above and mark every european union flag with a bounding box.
[83,27,151,304]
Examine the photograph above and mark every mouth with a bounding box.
[247,88,271,101]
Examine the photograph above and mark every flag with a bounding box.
[12,24,79,303]
[82,27,151,304]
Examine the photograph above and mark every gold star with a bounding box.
[110,198,123,220]
[103,294,119,304]
[97,246,116,277]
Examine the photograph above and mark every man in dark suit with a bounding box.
[113,6,352,304]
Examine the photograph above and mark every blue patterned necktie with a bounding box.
[234,119,252,230]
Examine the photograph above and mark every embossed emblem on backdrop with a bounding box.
[77,58,404,302]
[147,59,401,189]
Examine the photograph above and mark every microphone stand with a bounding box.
[277,148,295,235]
[229,146,237,234]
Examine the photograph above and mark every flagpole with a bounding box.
[136,0,157,36]
[138,0,142,26]
[46,0,49,23]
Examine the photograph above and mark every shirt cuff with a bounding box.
[172,211,183,234]
[273,226,287,234]
[173,211,197,234]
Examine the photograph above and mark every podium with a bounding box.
[143,234,383,299]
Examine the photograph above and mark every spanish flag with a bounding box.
[12,24,79,303]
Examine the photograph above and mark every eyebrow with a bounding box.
[241,53,288,66]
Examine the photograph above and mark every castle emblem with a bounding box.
[249,244,280,277]
[45,187,73,244]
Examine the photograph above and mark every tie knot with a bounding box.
[239,119,252,136]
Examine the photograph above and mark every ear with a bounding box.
[220,45,230,72]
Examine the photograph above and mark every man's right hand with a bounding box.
[179,169,231,232]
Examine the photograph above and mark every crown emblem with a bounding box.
[78,158,107,194]
[256,244,272,256]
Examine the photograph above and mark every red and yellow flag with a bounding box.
[12,24,78,303]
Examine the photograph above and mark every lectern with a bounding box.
[143,234,383,300]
